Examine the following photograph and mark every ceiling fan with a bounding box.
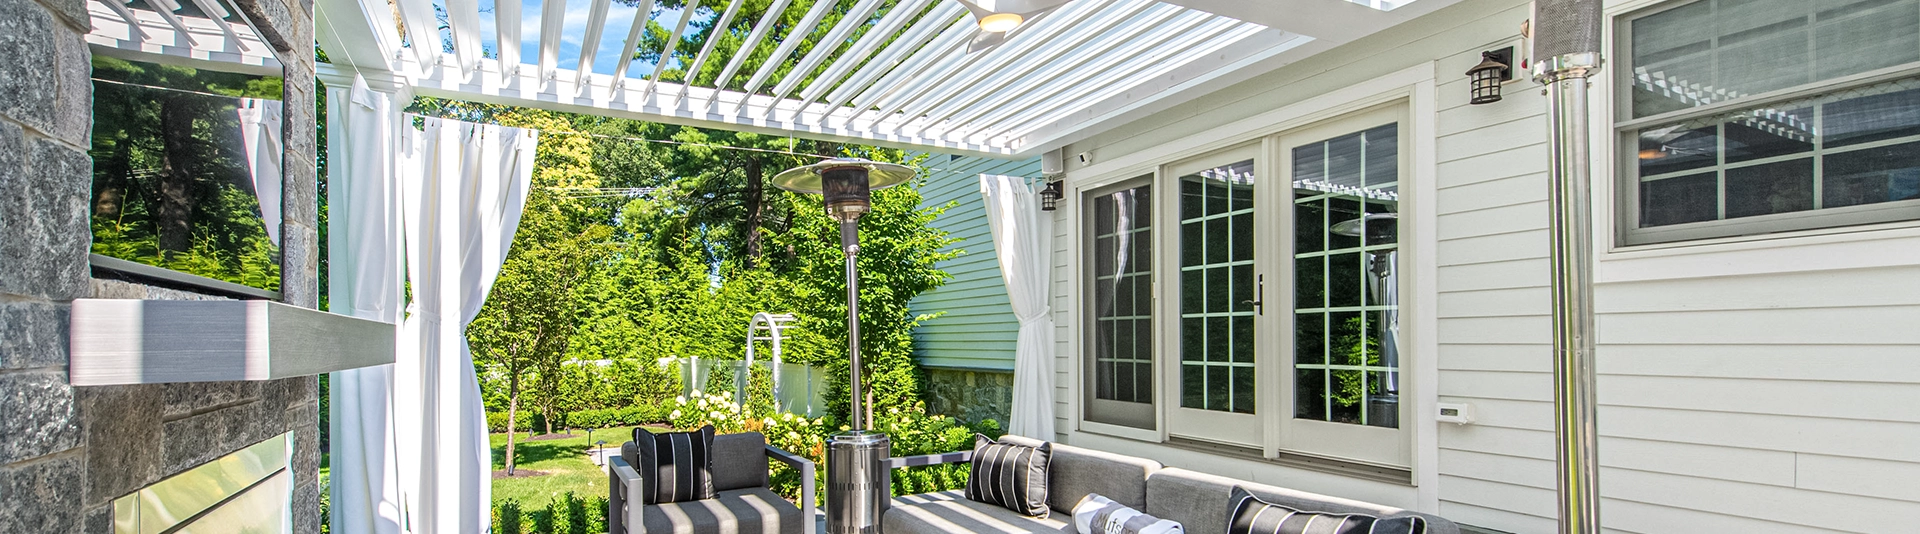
[957,0,1074,52]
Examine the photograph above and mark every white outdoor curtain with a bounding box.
[236,98,284,245]
[325,75,405,534]
[395,117,536,533]
[981,174,1057,440]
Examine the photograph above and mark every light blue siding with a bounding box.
[908,155,1043,371]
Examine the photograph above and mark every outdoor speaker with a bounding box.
[1042,148,1065,175]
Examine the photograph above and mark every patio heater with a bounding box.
[1331,212,1399,428]
[771,157,915,534]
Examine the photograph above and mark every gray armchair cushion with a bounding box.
[997,435,1161,516]
[885,490,1071,534]
[1144,469,1457,534]
[640,487,806,534]
[710,432,770,491]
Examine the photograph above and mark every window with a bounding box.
[1084,177,1156,429]
[1077,105,1412,469]
[1617,0,1920,245]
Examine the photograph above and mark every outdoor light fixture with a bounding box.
[1039,180,1063,211]
[978,12,1024,32]
[771,157,915,534]
[1467,47,1514,105]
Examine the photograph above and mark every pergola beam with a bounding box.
[907,0,1147,133]
[644,0,702,97]
[496,0,522,75]
[818,2,962,111]
[795,0,935,108]
[575,0,614,82]
[446,0,484,76]
[610,0,658,90]
[739,0,840,96]
[709,0,795,99]
[677,0,747,99]
[538,0,566,83]
[394,0,440,68]
[929,2,1178,135]
[766,0,889,107]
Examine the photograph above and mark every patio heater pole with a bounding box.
[773,158,915,534]
[1532,1,1604,533]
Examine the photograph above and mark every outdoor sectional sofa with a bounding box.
[608,431,1457,534]
[884,435,1460,534]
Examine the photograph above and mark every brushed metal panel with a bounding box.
[70,299,395,386]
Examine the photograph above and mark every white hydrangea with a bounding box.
[670,410,682,419]
[675,395,686,404]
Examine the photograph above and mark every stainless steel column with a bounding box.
[827,431,891,534]
[1532,0,1605,531]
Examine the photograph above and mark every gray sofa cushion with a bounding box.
[885,490,1071,534]
[1144,468,1458,534]
[998,436,1161,515]
[709,432,770,492]
[640,487,805,534]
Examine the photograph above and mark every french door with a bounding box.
[1274,105,1411,467]
[1162,144,1266,447]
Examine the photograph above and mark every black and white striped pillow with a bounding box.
[964,434,1052,517]
[1227,486,1426,534]
[633,425,716,505]
[1073,493,1184,534]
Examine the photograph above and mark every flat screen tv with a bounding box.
[89,56,285,295]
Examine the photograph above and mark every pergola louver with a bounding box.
[91,0,1461,157]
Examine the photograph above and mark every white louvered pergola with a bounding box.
[85,0,1462,157]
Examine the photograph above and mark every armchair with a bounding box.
[609,431,816,534]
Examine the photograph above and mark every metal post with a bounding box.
[840,218,864,430]
[1533,0,1604,532]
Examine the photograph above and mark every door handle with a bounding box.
[1243,274,1264,315]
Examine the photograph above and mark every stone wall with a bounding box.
[923,367,1013,426]
[0,0,321,530]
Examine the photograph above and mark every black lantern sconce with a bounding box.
[1467,47,1514,105]
[1039,179,1064,211]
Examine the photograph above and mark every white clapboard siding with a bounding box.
[908,155,1043,371]
[1030,0,1920,530]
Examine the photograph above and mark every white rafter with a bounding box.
[609,0,658,90]
[708,0,795,100]
[446,0,483,76]
[299,0,1459,156]
[575,0,614,83]
[763,0,889,110]
[537,0,566,84]
[816,2,962,112]
[144,0,206,48]
[395,0,440,68]
[676,0,746,100]
[796,0,934,108]
[496,0,522,75]
[643,0,702,98]
[739,0,839,96]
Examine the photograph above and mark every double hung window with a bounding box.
[1617,0,1920,245]
[1079,105,1412,469]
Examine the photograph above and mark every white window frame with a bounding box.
[1612,0,1920,247]
[1067,72,1443,474]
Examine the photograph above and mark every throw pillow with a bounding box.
[964,434,1052,517]
[1073,493,1184,534]
[633,425,716,504]
[1226,486,1427,534]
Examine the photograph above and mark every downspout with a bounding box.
[1531,1,1603,533]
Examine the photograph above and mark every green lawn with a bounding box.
[490,427,646,510]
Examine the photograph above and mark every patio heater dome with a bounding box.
[772,158,915,222]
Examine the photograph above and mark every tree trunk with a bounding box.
[95,139,133,219]
[157,96,197,257]
[742,157,765,269]
[505,377,521,475]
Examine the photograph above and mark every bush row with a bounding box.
[492,493,606,534]
[487,404,678,434]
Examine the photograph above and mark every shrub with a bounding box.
[494,499,524,534]
[659,391,993,502]
[487,411,549,433]
[564,404,671,430]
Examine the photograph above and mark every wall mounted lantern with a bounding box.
[1467,47,1514,105]
[1039,180,1064,211]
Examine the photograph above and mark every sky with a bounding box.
[461,0,714,78]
